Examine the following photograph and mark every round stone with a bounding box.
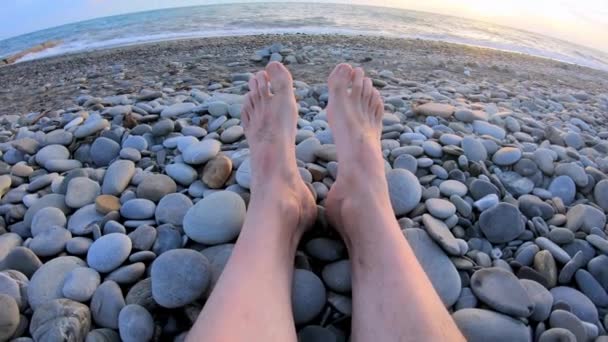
[1,247,42,278]
[122,135,148,151]
[292,269,327,325]
[28,256,86,309]
[62,267,101,302]
[322,260,351,293]
[594,179,608,211]
[31,207,67,237]
[90,137,120,166]
[29,226,71,257]
[183,191,246,245]
[550,286,598,323]
[119,304,154,342]
[182,140,221,165]
[298,325,337,342]
[479,203,525,243]
[24,193,69,229]
[165,163,198,186]
[208,101,229,117]
[453,308,530,342]
[220,125,244,143]
[36,144,70,168]
[120,199,156,220]
[151,249,211,308]
[305,238,345,262]
[136,174,177,202]
[387,169,422,216]
[0,294,19,341]
[90,281,125,329]
[202,155,233,189]
[404,228,461,307]
[102,160,135,195]
[439,180,468,197]
[87,233,132,273]
[66,177,100,208]
[492,147,522,166]
[68,204,105,235]
[30,298,91,342]
[425,198,456,219]
[566,204,606,233]
[151,119,175,136]
[155,193,193,226]
[66,237,93,255]
[95,195,121,214]
[470,267,533,317]
[538,328,576,342]
[548,175,576,205]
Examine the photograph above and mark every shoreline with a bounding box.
[1,34,607,116]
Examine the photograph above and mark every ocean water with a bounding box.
[1,2,608,71]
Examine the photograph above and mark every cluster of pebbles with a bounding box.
[0,41,608,342]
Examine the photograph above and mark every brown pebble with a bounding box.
[95,195,121,214]
[202,155,232,189]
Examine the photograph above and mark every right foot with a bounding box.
[324,64,388,236]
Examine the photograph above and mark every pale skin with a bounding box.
[187,62,464,342]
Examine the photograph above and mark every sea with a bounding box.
[1,2,608,71]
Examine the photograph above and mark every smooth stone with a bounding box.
[566,204,606,233]
[165,163,198,186]
[118,304,154,342]
[35,144,70,167]
[497,171,534,196]
[29,226,71,257]
[151,119,175,136]
[136,174,176,202]
[128,225,157,251]
[518,194,554,220]
[414,102,455,118]
[533,148,555,175]
[125,278,155,311]
[550,286,598,323]
[548,176,576,205]
[160,102,195,118]
[30,298,91,342]
[90,137,120,166]
[297,325,337,342]
[538,328,576,342]
[520,279,553,321]
[202,155,232,189]
[479,203,525,243]
[393,154,417,173]
[470,267,533,317]
[95,195,121,214]
[120,198,156,219]
[31,207,67,236]
[386,169,422,216]
[548,228,575,245]
[0,247,42,277]
[439,180,468,197]
[292,269,327,325]
[66,237,93,255]
[404,228,461,307]
[235,157,252,189]
[68,204,105,235]
[0,294,19,340]
[493,147,522,166]
[183,191,246,244]
[24,193,69,229]
[87,233,132,273]
[575,269,608,306]
[588,255,608,290]
[536,237,572,264]
[62,267,101,302]
[122,136,148,151]
[555,162,588,187]
[102,160,135,195]
[452,308,531,342]
[220,125,244,143]
[207,101,229,117]
[151,249,211,308]
[86,328,121,342]
[425,198,456,219]
[106,263,146,284]
[90,281,125,329]
[200,244,234,288]
[182,140,221,165]
[473,120,506,140]
[421,214,461,255]
[533,250,558,288]
[296,137,321,163]
[558,251,586,283]
[594,179,608,211]
[322,260,352,293]
[305,238,345,262]
[155,193,193,226]
[66,177,100,208]
[461,136,487,162]
[152,225,182,255]
[549,310,587,342]
[28,256,86,309]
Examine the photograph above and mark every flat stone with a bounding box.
[421,214,460,255]
[425,198,456,219]
[90,281,125,329]
[292,269,326,325]
[160,102,195,118]
[220,125,244,143]
[106,263,146,284]
[182,140,221,165]
[470,267,533,317]
[566,204,606,233]
[550,286,598,323]
[136,174,177,202]
[30,298,91,342]
[68,204,105,235]
[548,175,576,205]
[461,136,487,162]
[305,238,345,262]
[536,237,571,264]
[404,228,461,307]
[151,249,211,308]
[118,304,154,342]
[533,250,558,288]
[86,328,120,342]
[155,193,193,226]
[120,198,156,219]
[414,102,455,118]
[479,203,525,243]
[28,256,86,309]
[87,233,132,273]
[183,191,246,244]
[473,120,506,140]
[90,137,120,166]
[520,279,553,322]
[493,147,522,166]
[439,180,468,197]
[452,308,531,342]
[387,169,422,216]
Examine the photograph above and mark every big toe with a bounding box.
[266,61,293,94]
[328,63,353,95]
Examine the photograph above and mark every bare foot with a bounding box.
[241,62,317,237]
[324,64,388,239]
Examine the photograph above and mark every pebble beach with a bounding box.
[0,34,608,341]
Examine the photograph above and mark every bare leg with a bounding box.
[187,62,317,342]
[324,64,464,342]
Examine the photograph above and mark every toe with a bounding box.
[362,77,373,104]
[351,67,365,98]
[328,63,353,96]
[248,77,260,100]
[241,94,253,130]
[266,62,293,95]
[255,71,270,98]
[373,92,384,122]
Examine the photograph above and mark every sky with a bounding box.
[1,0,607,52]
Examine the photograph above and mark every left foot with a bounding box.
[241,62,317,237]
